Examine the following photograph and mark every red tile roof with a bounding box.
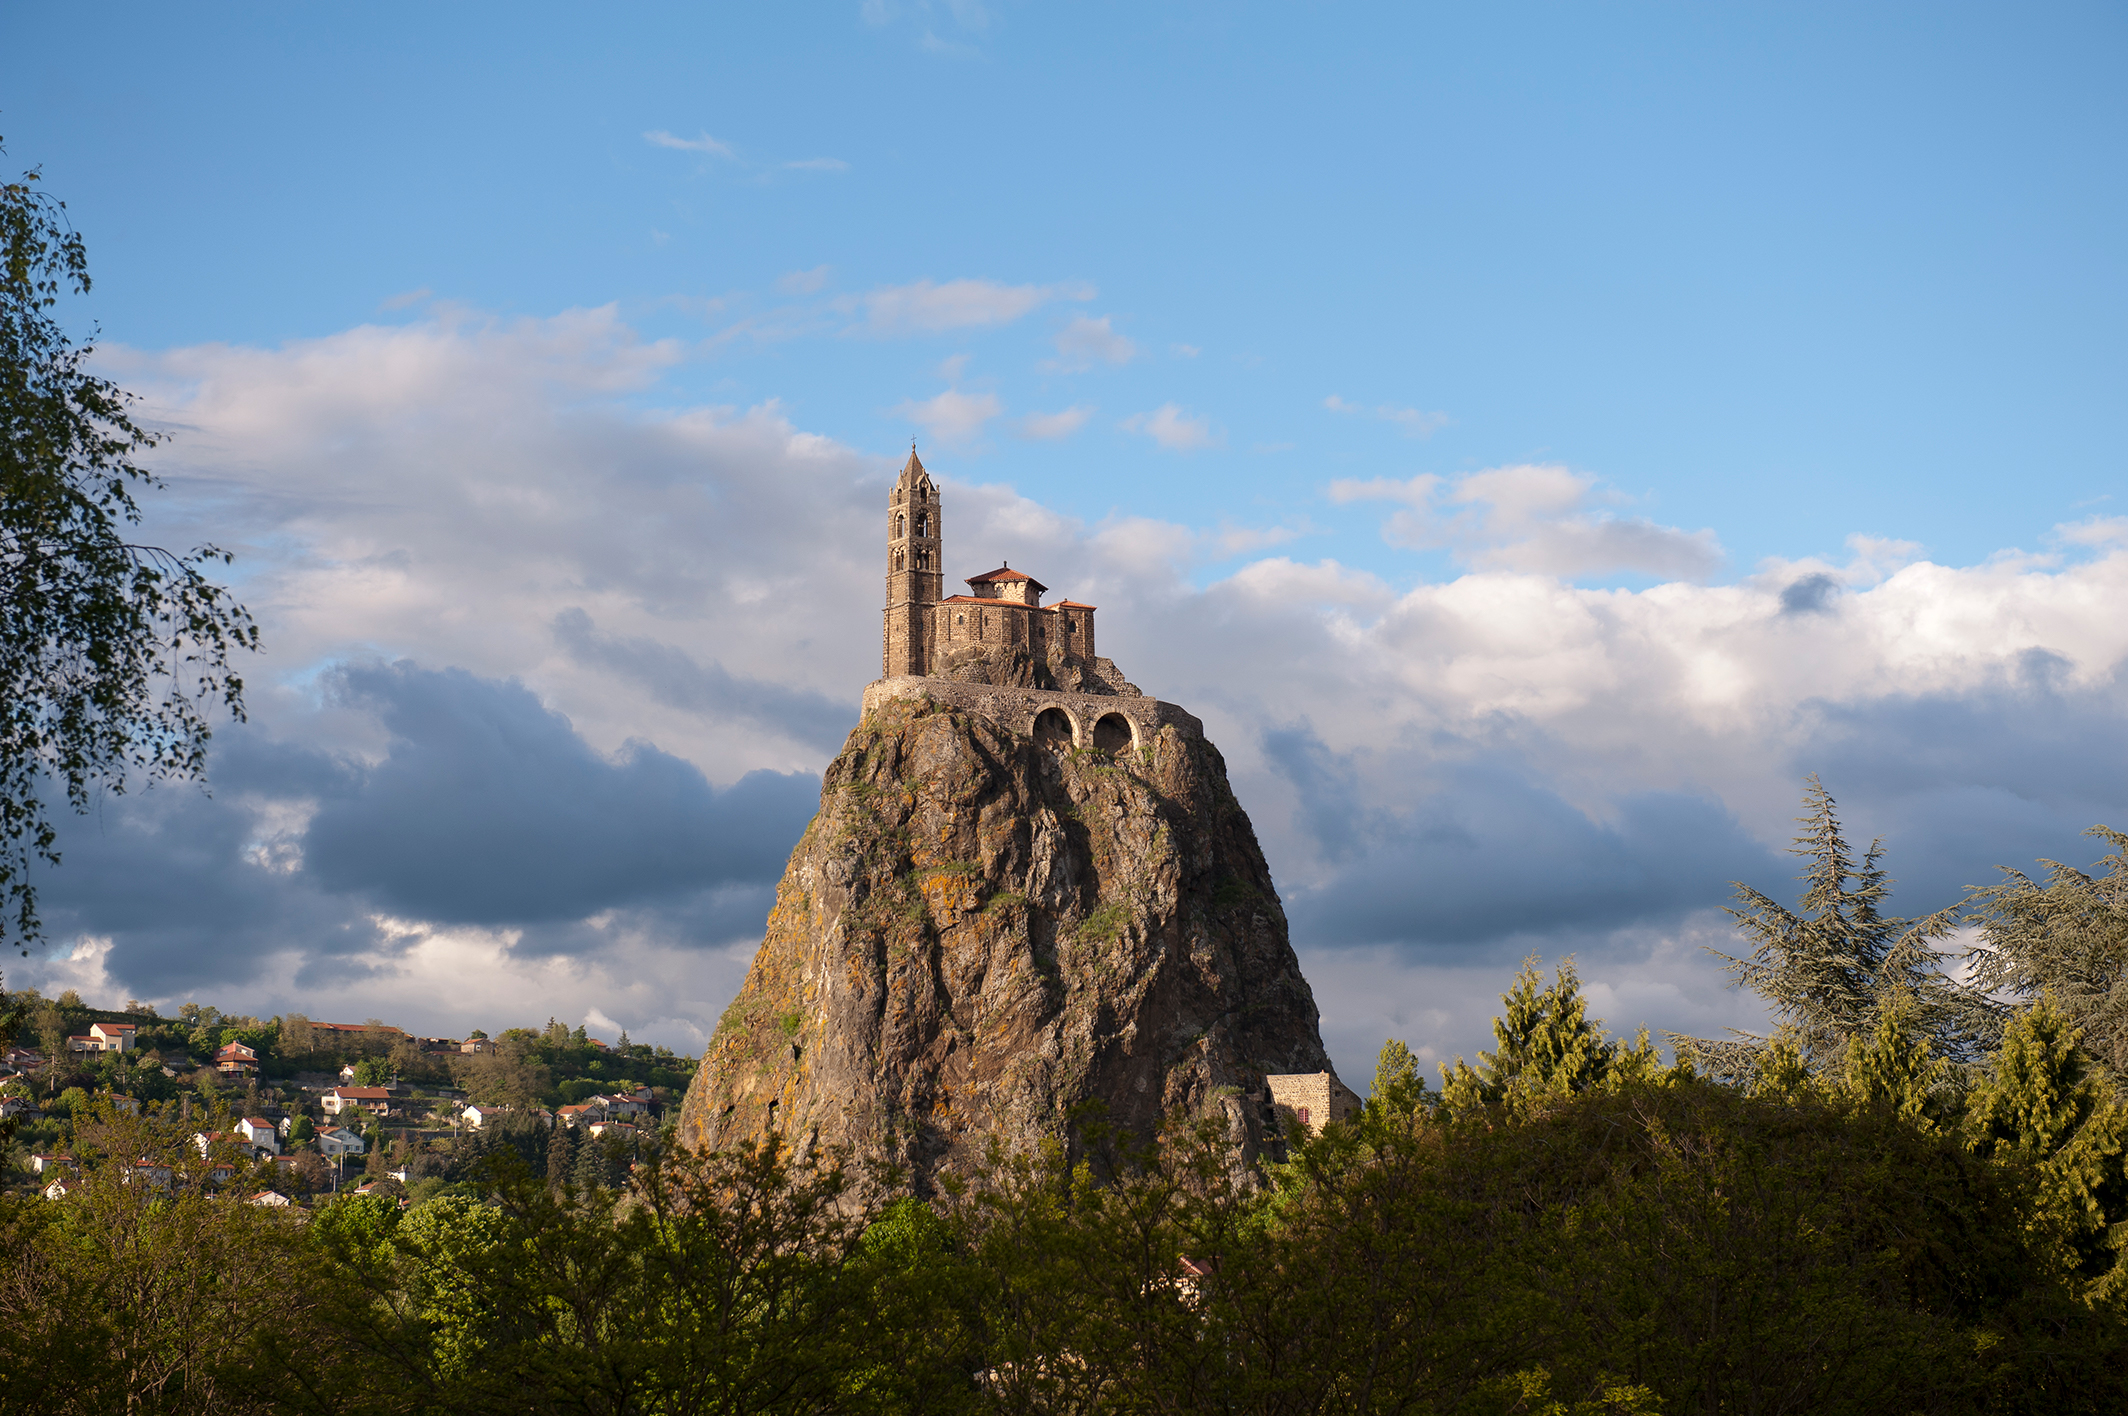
[940,595,1090,611]
[331,1087,391,1100]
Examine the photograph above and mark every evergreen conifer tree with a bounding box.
[571,1132,620,1191]
[1965,1000,2128,1302]
[1675,777,1996,1082]
[545,1118,576,1189]
[1441,956,1617,1113]
[1840,988,1950,1127]
[1965,826,2128,1082]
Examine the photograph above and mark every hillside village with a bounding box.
[0,989,698,1205]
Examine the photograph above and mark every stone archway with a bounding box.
[1033,707,1074,747]
[1092,712,1134,752]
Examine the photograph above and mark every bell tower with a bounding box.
[883,447,943,677]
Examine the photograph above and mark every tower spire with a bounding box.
[883,441,943,676]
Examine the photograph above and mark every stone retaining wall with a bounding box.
[862,676,1203,751]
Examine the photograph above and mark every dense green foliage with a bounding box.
[5,955,2125,1416]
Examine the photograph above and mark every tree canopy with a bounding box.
[1676,776,1998,1082]
[0,140,256,953]
[1965,825,2128,1080]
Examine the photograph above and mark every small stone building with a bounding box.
[1264,1071,1364,1137]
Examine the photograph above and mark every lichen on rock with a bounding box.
[676,694,1332,1190]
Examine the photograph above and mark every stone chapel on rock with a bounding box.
[869,449,1200,751]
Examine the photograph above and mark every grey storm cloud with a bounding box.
[1269,728,1782,961]
[29,662,822,992]
[1778,572,1841,615]
[549,608,858,755]
[1790,662,2128,910]
[303,662,819,923]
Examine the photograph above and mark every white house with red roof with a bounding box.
[235,1117,280,1154]
[322,1086,391,1117]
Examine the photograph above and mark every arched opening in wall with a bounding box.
[1093,713,1133,753]
[895,513,905,538]
[894,549,904,570]
[1033,708,1073,747]
[916,513,928,537]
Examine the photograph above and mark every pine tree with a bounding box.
[1674,777,1996,1082]
[1964,1000,2128,1302]
[1441,956,1617,1114]
[1839,988,1949,1127]
[572,1131,619,1191]
[545,1118,577,1189]
[1964,826,2128,1082]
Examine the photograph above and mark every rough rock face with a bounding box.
[676,694,1330,1187]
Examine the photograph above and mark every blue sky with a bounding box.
[4,3,2125,1074]
[13,2,2123,578]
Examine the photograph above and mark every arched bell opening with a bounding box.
[1092,713,1134,753]
[1033,707,1074,748]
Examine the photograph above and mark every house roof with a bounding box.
[243,1116,274,1127]
[940,595,1086,611]
[331,1087,391,1100]
[1053,599,1098,609]
[965,566,1048,592]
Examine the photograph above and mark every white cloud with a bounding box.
[1045,314,1137,371]
[380,286,432,311]
[775,265,833,295]
[1324,394,1448,438]
[1333,463,1722,581]
[783,157,850,173]
[1171,343,1201,358]
[850,278,1094,335]
[2056,515,2128,548]
[1122,403,1219,452]
[50,302,2128,1086]
[892,387,1002,446]
[644,130,736,157]
[1379,406,1450,438]
[1018,405,1093,440]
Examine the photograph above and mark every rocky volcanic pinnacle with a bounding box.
[676,694,1333,1186]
